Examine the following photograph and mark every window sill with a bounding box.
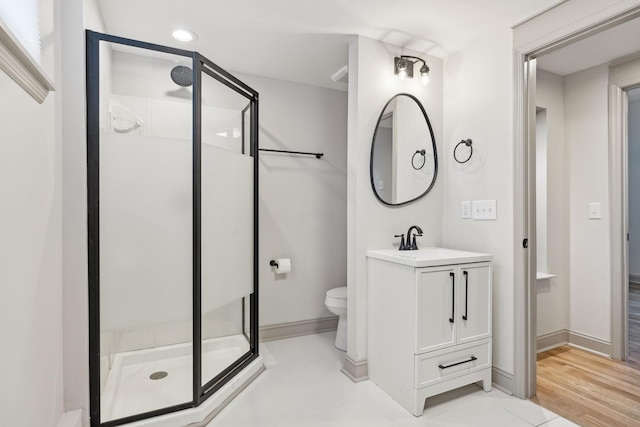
[0,23,54,104]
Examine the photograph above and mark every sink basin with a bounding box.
[366,247,492,268]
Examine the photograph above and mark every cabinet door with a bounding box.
[416,266,456,353]
[456,263,491,344]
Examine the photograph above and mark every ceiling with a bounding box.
[97,0,561,90]
[536,15,640,76]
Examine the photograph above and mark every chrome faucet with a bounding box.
[405,225,423,250]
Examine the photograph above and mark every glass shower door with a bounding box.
[94,38,194,423]
[198,61,257,396]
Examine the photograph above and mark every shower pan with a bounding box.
[86,31,261,427]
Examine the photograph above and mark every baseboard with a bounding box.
[568,331,611,356]
[56,410,83,427]
[259,316,338,342]
[491,366,514,395]
[536,329,610,355]
[189,363,266,427]
[536,330,569,353]
[341,353,369,382]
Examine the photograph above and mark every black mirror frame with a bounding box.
[369,93,438,206]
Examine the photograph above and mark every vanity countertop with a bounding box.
[366,247,492,268]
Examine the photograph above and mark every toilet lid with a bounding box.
[326,286,347,299]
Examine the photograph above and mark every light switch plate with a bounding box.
[472,200,497,220]
[462,201,471,219]
[588,202,601,219]
[485,200,497,220]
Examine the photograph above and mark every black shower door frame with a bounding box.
[86,30,259,427]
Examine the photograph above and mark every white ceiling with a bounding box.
[97,0,561,90]
[536,15,640,76]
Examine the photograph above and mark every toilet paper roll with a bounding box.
[275,258,291,274]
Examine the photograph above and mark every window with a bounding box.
[0,0,54,103]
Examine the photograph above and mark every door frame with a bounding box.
[513,4,640,399]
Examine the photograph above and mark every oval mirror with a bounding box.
[370,93,437,205]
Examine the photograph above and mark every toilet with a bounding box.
[324,286,347,351]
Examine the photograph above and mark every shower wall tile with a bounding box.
[110,327,155,354]
[100,355,110,393]
[154,321,192,347]
[201,300,243,340]
[100,332,110,357]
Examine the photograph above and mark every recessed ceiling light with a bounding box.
[172,29,198,42]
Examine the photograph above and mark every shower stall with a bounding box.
[86,31,261,427]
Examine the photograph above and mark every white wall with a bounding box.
[347,36,443,362]
[536,109,548,274]
[528,65,613,347]
[564,65,611,342]
[535,70,570,339]
[442,28,514,376]
[61,0,107,419]
[629,98,640,279]
[0,0,64,425]
[235,73,348,326]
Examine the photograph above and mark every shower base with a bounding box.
[101,334,256,423]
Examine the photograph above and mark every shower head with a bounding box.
[171,65,193,87]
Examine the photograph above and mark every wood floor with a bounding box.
[532,346,640,426]
[531,284,640,426]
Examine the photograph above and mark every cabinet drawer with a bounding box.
[415,339,491,389]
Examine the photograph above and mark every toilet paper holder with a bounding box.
[269,258,292,274]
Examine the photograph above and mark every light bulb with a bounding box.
[396,58,409,80]
[172,29,198,42]
[420,64,430,85]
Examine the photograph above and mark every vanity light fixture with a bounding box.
[172,29,198,42]
[394,55,430,85]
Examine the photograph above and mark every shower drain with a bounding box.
[150,371,168,380]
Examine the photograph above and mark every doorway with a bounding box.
[628,87,640,367]
[516,8,640,426]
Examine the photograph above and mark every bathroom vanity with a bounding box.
[366,248,492,416]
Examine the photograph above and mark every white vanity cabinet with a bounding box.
[367,248,492,416]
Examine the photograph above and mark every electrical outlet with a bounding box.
[461,201,471,219]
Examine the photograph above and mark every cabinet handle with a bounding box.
[438,356,477,370]
[462,271,469,321]
[449,272,455,323]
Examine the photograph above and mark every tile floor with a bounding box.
[206,331,578,427]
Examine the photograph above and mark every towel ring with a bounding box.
[454,139,473,164]
[412,149,426,170]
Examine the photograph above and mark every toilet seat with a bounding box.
[325,286,347,309]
